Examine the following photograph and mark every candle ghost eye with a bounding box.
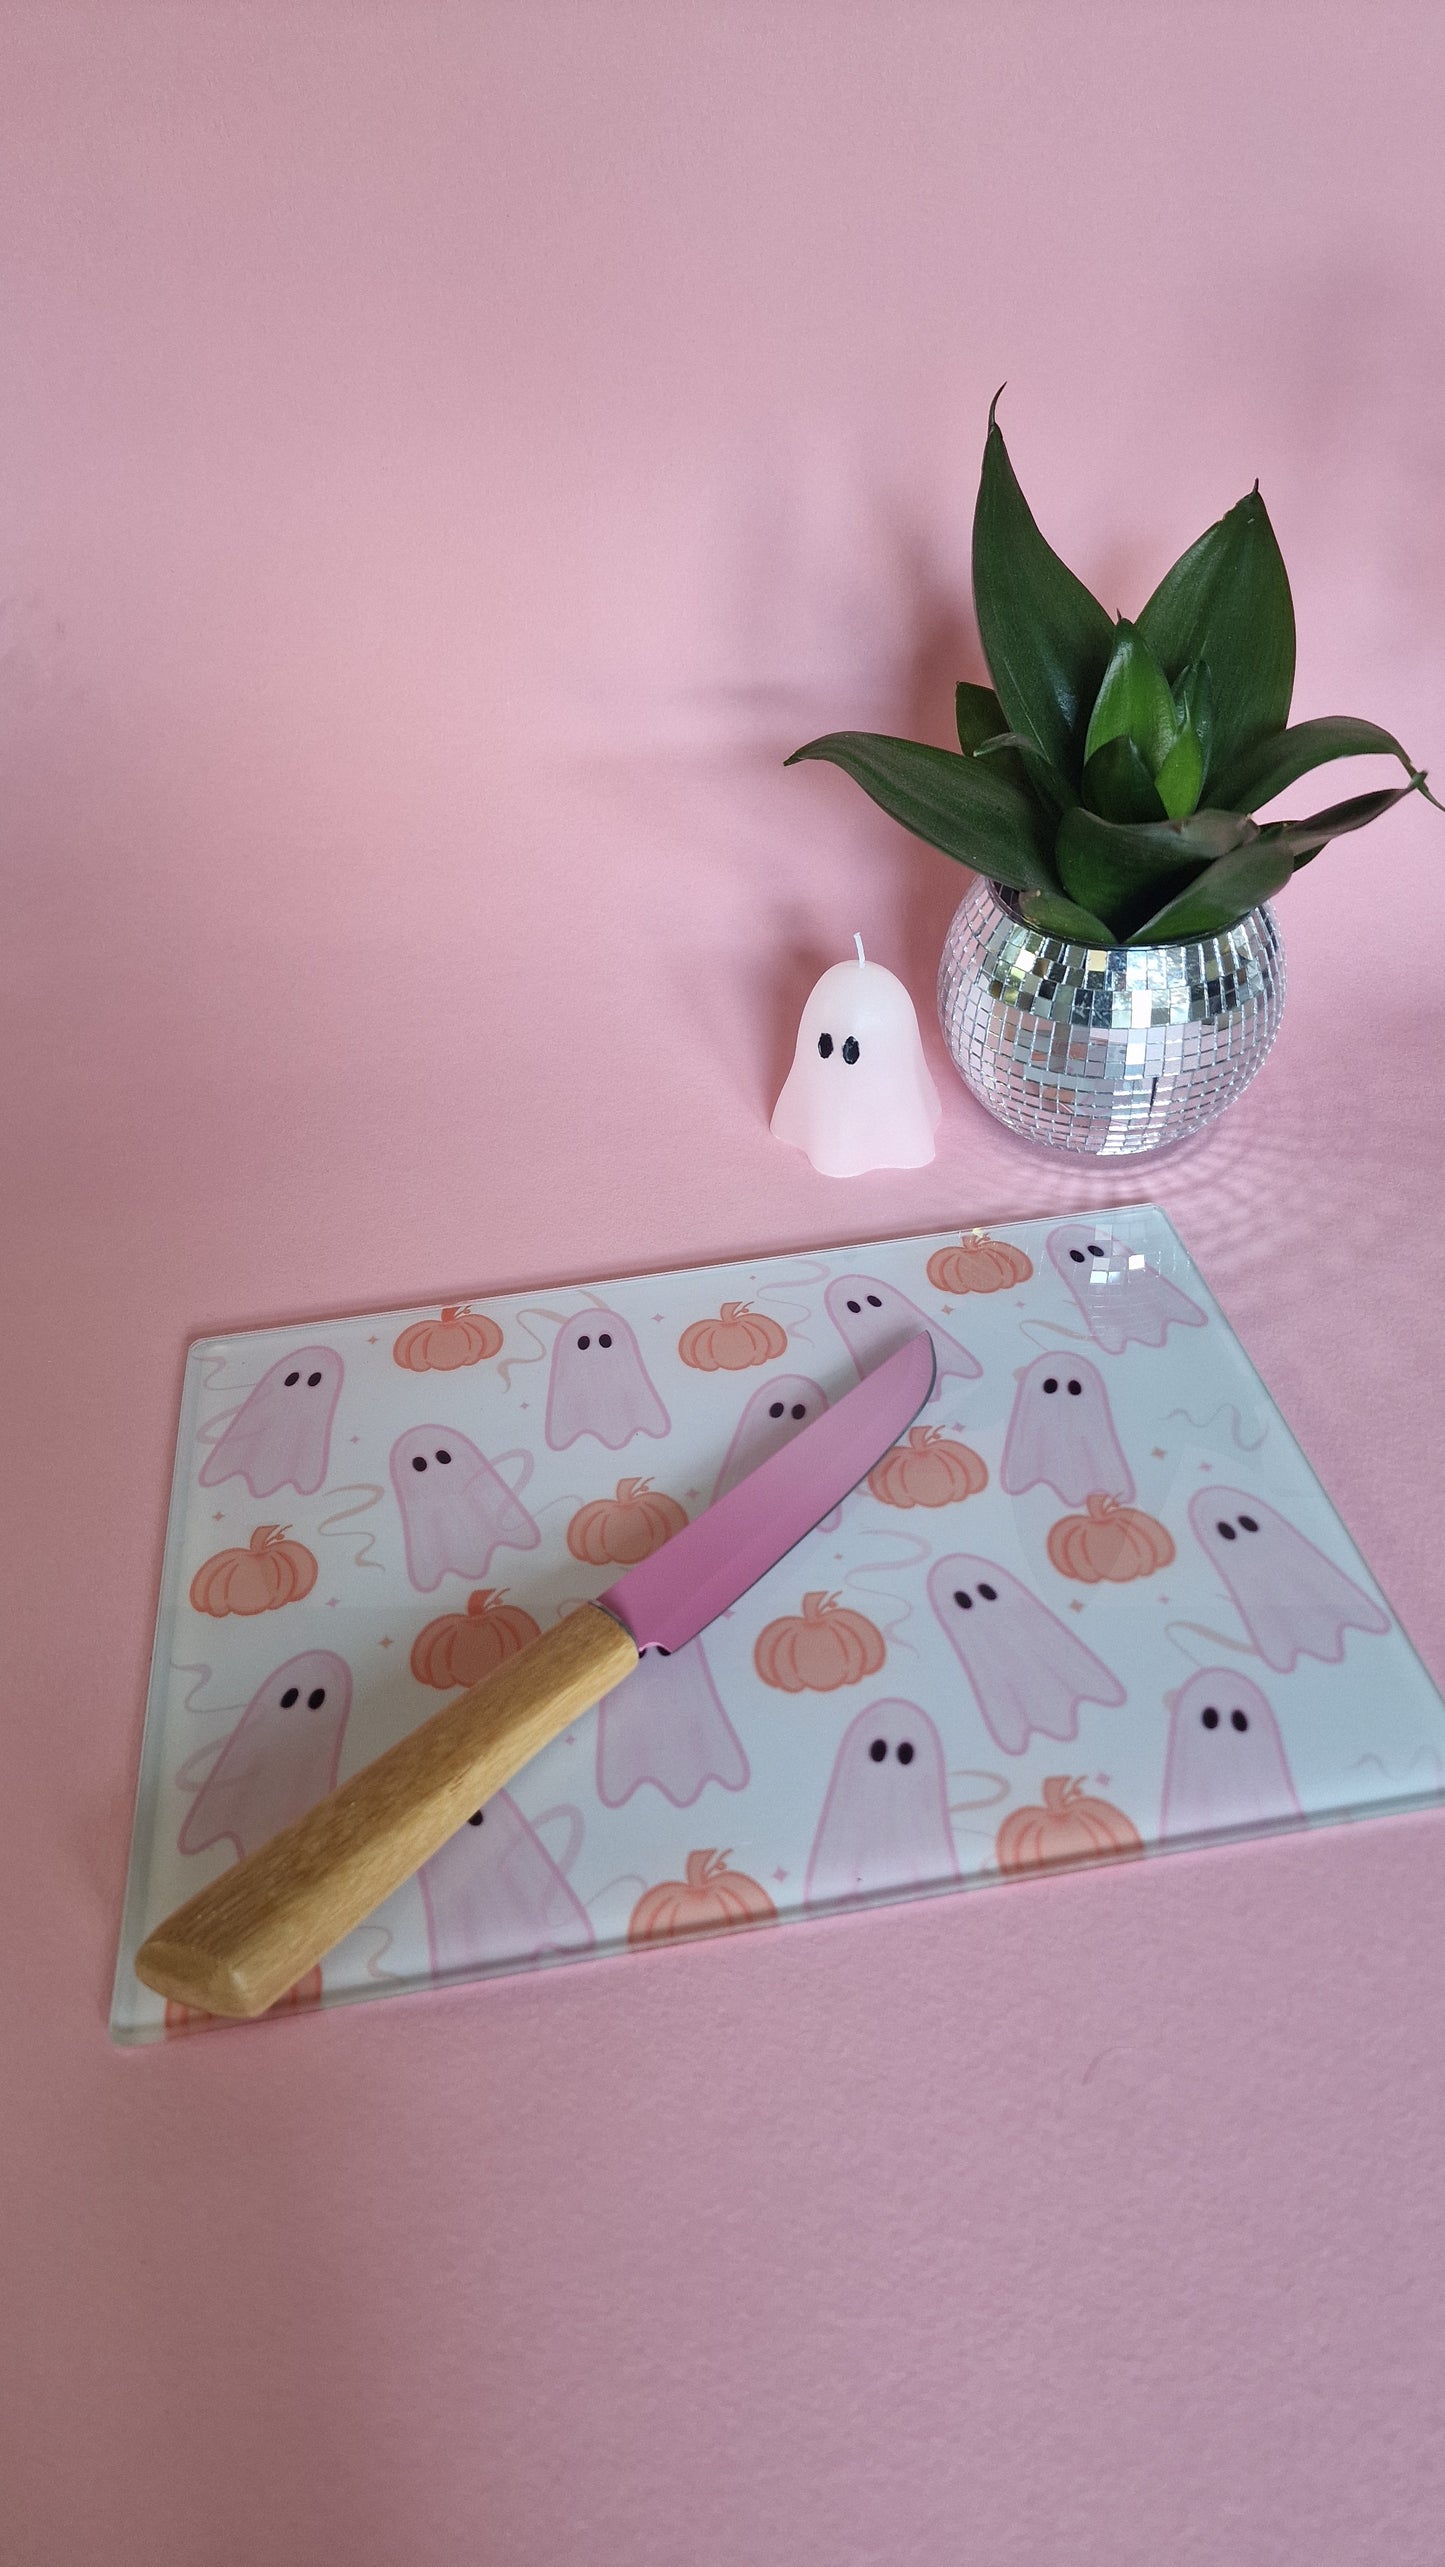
[1239,1513,1259,1532]
[1069,1248,1086,1263]
[869,1737,887,1763]
[847,1298,862,1314]
[866,1293,882,1308]
[841,1037,861,1065]
[284,1371,300,1386]
[1202,1705,1219,1727]
[576,1334,590,1350]
[790,1403,806,1420]
[896,1740,915,1765]
[468,1810,484,1825]
[307,1687,326,1710]
[769,1401,785,1418]
[977,1582,998,1601]
[280,1686,300,1708]
[598,1334,612,1349]
[1043,1376,1058,1394]
[1217,1520,1236,1540]
[307,1371,322,1387]
[817,1033,834,1059]
[412,1454,428,1472]
[953,1588,973,1609]
[1232,1709,1250,1731]
[1067,1378,1082,1396]
[1088,1243,1106,1257]
[435,1449,451,1465]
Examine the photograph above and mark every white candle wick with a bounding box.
[854,932,866,968]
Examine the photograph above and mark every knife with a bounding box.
[135,1329,937,2019]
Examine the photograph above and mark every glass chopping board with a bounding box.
[111,1206,1445,2041]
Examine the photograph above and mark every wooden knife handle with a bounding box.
[134,1603,639,2021]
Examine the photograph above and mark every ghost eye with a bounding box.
[411,1454,428,1472]
[1069,1249,1086,1265]
[1217,1520,1236,1541]
[307,1370,322,1387]
[435,1449,451,1465]
[817,1032,834,1059]
[896,1740,915,1765]
[468,1810,484,1826]
[1238,1513,1259,1533]
[307,1687,326,1709]
[846,1299,862,1314]
[1042,1376,1058,1394]
[977,1582,998,1601]
[1067,1379,1082,1396]
[284,1371,300,1386]
[866,1293,882,1308]
[1088,1243,1106,1257]
[280,1686,300,1708]
[1231,1709,1249,1732]
[769,1401,785,1419]
[1201,1705,1219,1729]
[841,1037,861,1065]
[790,1403,806,1420]
[599,1333,613,1348]
[576,1334,591,1350]
[869,1738,887,1763]
[953,1589,973,1610]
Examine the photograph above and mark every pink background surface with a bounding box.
[4,7,1445,2559]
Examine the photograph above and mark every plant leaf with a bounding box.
[954,681,1009,754]
[1256,781,1418,869]
[972,394,1114,788]
[1083,619,1179,771]
[1173,658,1214,774]
[1018,889,1118,945]
[1056,805,1256,937]
[1153,724,1204,819]
[1082,734,1167,826]
[785,730,1059,891]
[971,728,1077,817]
[1126,841,1295,944]
[1136,488,1295,795]
[1211,715,1430,814]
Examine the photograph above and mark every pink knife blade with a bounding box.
[598,1330,937,1654]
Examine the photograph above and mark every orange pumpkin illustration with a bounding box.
[627,1849,777,1945]
[1046,1493,1176,1585]
[925,1230,1034,1295]
[410,1588,543,1690]
[566,1477,688,1567]
[163,1965,325,2037]
[753,1591,886,1693]
[995,1777,1144,1874]
[188,1524,319,1619]
[392,1303,503,1372]
[677,1301,788,1372]
[867,1425,988,1510]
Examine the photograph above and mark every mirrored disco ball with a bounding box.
[937,877,1285,1156]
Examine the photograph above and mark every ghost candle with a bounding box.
[771,935,940,1178]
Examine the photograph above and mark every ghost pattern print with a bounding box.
[110,1203,1445,2041]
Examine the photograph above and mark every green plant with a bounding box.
[787,394,1439,945]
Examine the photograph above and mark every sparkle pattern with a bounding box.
[937,879,1285,1156]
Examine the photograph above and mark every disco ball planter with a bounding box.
[937,874,1285,1155]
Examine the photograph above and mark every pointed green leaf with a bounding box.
[1083,619,1179,771]
[1126,841,1295,944]
[1153,723,1204,818]
[785,731,1058,891]
[970,728,1076,817]
[1082,734,1167,825]
[954,681,1009,754]
[972,396,1114,788]
[1173,658,1214,774]
[1018,889,1117,945]
[1256,781,1418,869]
[1211,715,1429,814]
[1136,488,1295,793]
[1056,805,1256,938]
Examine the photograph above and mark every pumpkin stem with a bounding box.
[719,1301,751,1321]
[801,1590,835,1618]
[1085,1492,1118,1519]
[250,1524,287,1550]
[685,1849,727,1885]
[465,1590,502,1615]
[616,1477,649,1501]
